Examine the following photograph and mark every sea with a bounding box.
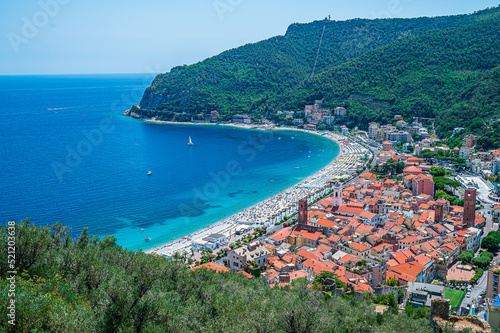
[0,74,339,251]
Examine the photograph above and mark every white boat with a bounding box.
[147,171,152,175]
[188,136,194,146]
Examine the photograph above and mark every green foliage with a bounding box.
[471,255,491,269]
[435,190,464,206]
[414,307,430,320]
[313,271,345,289]
[0,220,439,332]
[489,230,500,243]
[133,7,500,150]
[470,268,484,284]
[482,231,500,252]
[379,159,405,176]
[386,278,398,286]
[433,176,462,191]
[458,250,474,264]
[430,167,451,177]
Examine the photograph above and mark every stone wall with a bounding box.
[430,299,491,332]
[373,284,405,303]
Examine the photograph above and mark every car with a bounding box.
[466,292,471,298]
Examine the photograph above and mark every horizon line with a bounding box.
[0,72,162,77]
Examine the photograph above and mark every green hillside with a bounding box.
[0,220,438,332]
[134,6,500,144]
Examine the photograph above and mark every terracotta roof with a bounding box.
[337,206,364,215]
[297,249,320,261]
[272,227,292,242]
[302,259,335,275]
[238,271,254,279]
[360,211,377,219]
[350,242,370,252]
[191,262,229,273]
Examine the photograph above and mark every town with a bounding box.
[165,103,500,332]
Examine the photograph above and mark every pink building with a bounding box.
[383,141,393,151]
[412,174,434,197]
[403,166,422,176]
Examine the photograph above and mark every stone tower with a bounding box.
[463,188,477,228]
[332,181,343,212]
[435,202,443,223]
[298,198,308,224]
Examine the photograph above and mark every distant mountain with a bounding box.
[133,6,500,145]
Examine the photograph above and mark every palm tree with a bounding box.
[173,252,182,261]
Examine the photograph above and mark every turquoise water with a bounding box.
[0,74,339,251]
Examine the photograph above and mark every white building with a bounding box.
[226,241,270,271]
[459,146,474,159]
[465,227,482,252]
[334,107,347,117]
[191,233,226,251]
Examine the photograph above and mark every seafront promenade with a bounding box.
[146,127,371,257]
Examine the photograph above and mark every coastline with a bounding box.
[129,116,370,257]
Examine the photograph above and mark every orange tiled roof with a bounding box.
[297,249,320,261]
[191,262,229,273]
[238,271,254,279]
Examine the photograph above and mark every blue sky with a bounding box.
[0,0,498,75]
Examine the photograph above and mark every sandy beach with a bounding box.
[138,119,371,257]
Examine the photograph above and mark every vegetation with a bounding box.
[481,230,500,252]
[312,271,345,290]
[404,304,430,320]
[373,293,398,315]
[372,159,405,176]
[0,219,447,332]
[134,7,500,149]
[457,250,474,264]
[429,167,452,177]
[470,268,484,285]
[471,251,494,269]
[433,177,462,191]
[386,278,398,287]
[434,190,464,207]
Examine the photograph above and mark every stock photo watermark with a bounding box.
[51,66,159,182]
[6,221,17,326]
[213,0,243,21]
[7,0,71,54]
[178,131,274,221]
[371,0,408,19]
[51,118,115,182]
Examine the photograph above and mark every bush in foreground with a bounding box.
[0,220,458,332]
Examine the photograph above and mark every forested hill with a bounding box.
[0,220,437,332]
[135,6,500,140]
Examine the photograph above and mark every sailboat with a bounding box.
[188,136,194,146]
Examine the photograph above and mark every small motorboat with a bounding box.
[147,171,152,175]
[145,237,151,241]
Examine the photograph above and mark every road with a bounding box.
[462,176,495,205]
[461,271,487,314]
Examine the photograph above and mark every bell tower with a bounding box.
[332,181,343,211]
[298,199,308,224]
